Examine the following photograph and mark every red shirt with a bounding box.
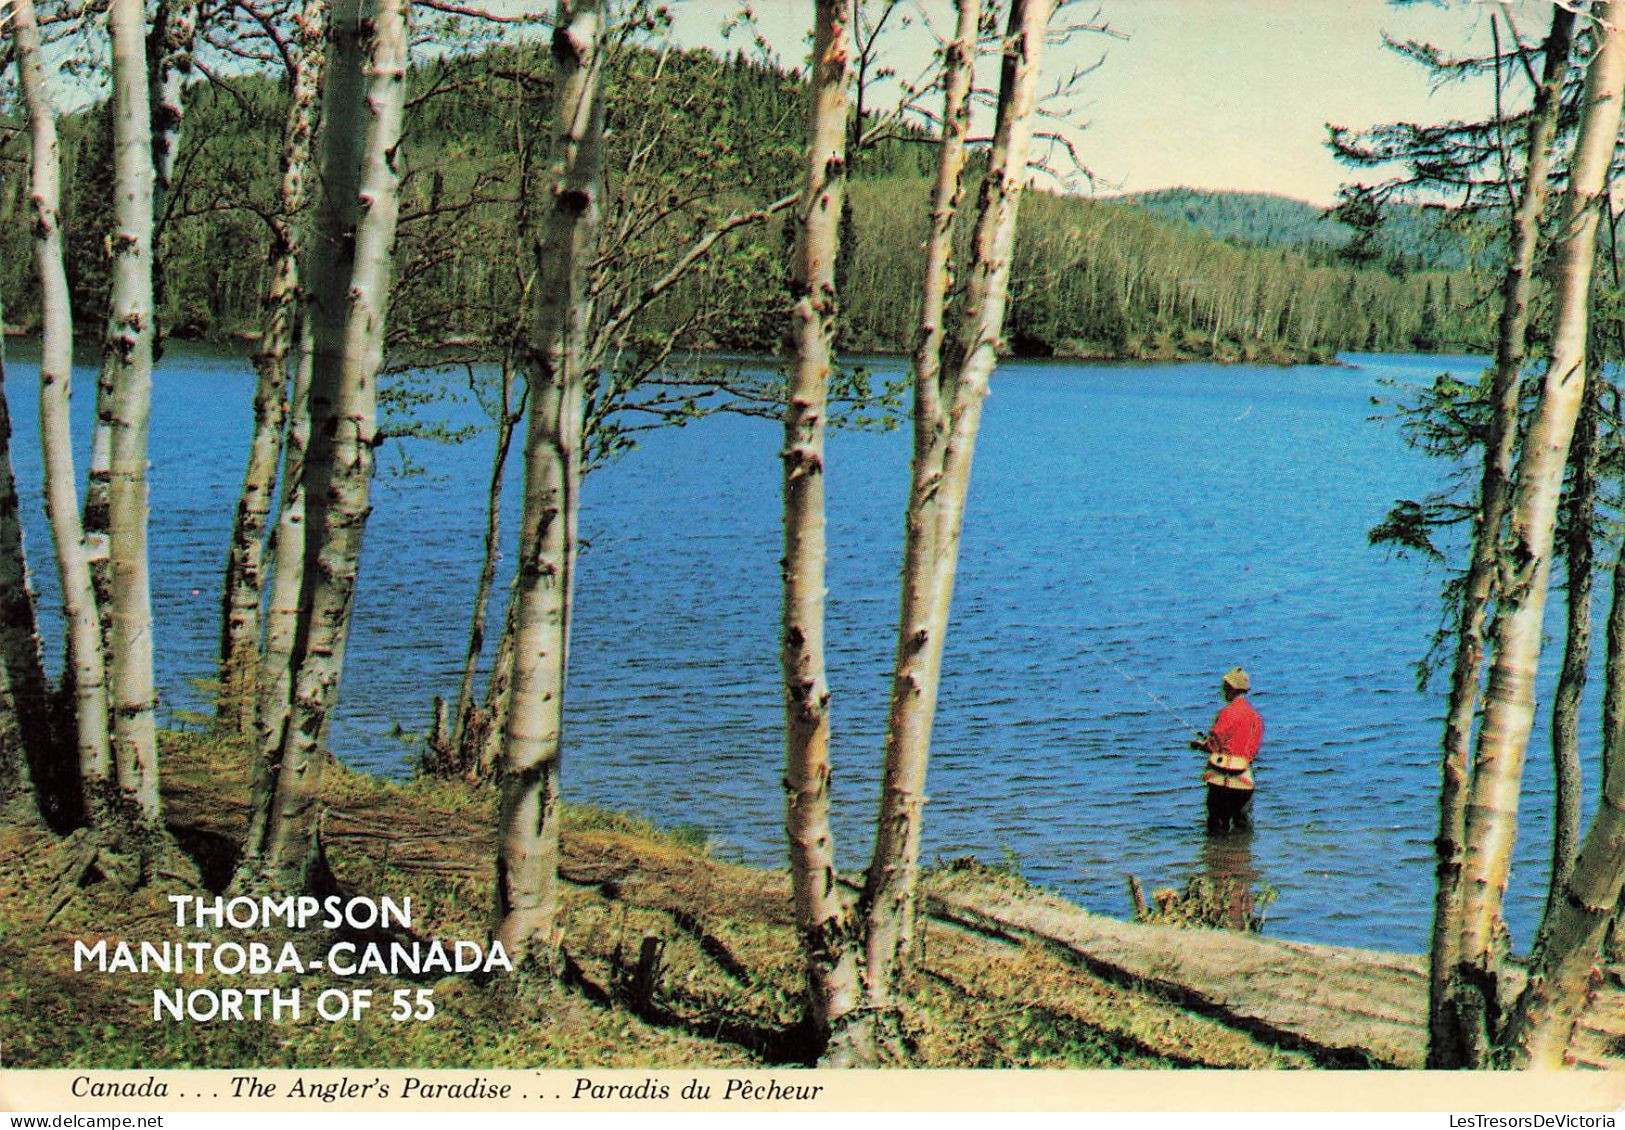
[1206,695,1263,764]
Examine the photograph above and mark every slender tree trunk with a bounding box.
[145,0,199,338]
[294,0,371,754]
[104,0,162,824]
[147,0,199,227]
[864,0,1047,1009]
[1453,5,1625,1064]
[1508,554,1625,1065]
[1427,5,1575,1069]
[12,0,108,825]
[259,0,408,887]
[245,0,364,861]
[0,319,49,812]
[218,0,328,736]
[448,359,522,765]
[1543,375,1597,936]
[473,588,519,781]
[781,0,861,1051]
[83,409,113,652]
[860,0,979,1006]
[494,0,605,966]
[246,318,315,859]
[301,0,366,561]
[83,1,198,647]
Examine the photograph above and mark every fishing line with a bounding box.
[1077,639,1206,738]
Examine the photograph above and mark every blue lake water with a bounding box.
[0,343,1592,954]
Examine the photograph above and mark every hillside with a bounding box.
[0,44,1496,362]
[1125,187,1480,273]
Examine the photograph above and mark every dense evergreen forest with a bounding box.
[0,40,1493,363]
[1126,186,1480,274]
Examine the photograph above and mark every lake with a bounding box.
[0,343,1589,954]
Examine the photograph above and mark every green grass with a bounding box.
[0,730,1315,1071]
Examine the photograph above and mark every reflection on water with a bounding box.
[1195,828,1262,932]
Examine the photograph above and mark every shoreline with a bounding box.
[0,326,1474,369]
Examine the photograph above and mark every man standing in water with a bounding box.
[1190,667,1263,834]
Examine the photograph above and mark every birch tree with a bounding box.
[218,0,329,736]
[249,0,409,887]
[1445,2,1625,1065]
[1506,478,1625,1065]
[863,0,1047,1013]
[859,0,978,1011]
[780,0,861,1046]
[11,0,114,824]
[1422,3,1575,1069]
[474,3,824,957]
[148,0,200,226]
[84,0,200,668]
[104,0,163,825]
[248,0,369,858]
[246,324,315,858]
[775,0,1053,1062]
[493,0,605,966]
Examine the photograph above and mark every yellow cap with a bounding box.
[1222,667,1251,692]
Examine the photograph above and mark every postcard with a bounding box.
[1,0,1622,1115]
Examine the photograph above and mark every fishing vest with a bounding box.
[1202,750,1255,791]
[1199,695,1262,791]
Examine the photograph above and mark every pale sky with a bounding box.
[1076,0,1543,204]
[656,0,1561,206]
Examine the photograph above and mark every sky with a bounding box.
[654,0,1565,206]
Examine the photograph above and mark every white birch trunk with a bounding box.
[1507,655,1625,1065]
[246,317,314,859]
[219,0,328,736]
[12,0,114,815]
[105,0,162,824]
[781,0,860,1047]
[260,0,408,886]
[494,0,604,966]
[861,0,980,1005]
[247,0,362,864]
[147,0,199,225]
[1428,6,1575,1069]
[865,0,1047,1006]
[293,0,370,752]
[1455,2,1625,1062]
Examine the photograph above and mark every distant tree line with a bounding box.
[1130,185,1483,271]
[0,39,1492,364]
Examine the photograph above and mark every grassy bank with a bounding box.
[0,731,1313,1070]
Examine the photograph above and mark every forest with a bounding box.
[1127,185,1480,271]
[2,0,1625,1090]
[0,25,1492,364]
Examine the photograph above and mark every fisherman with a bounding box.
[1189,667,1263,834]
